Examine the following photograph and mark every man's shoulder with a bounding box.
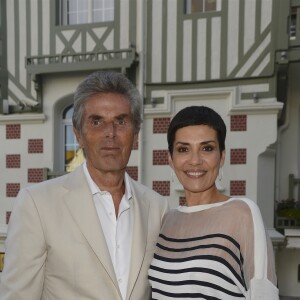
[24,166,84,193]
[129,178,158,195]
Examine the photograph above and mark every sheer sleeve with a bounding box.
[238,198,279,300]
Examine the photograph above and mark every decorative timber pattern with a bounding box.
[147,0,274,84]
[5,0,137,106]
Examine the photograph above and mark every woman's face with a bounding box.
[169,125,225,198]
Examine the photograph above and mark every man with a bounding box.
[0,71,169,300]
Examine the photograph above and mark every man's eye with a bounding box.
[116,119,126,125]
[90,119,101,127]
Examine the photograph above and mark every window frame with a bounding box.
[59,0,115,26]
[184,0,220,15]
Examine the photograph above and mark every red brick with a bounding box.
[6,154,21,168]
[179,196,186,206]
[28,139,44,153]
[230,180,246,196]
[6,124,21,139]
[6,183,20,197]
[153,150,169,165]
[126,166,138,181]
[152,181,170,196]
[230,115,247,131]
[230,148,247,164]
[28,168,44,183]
[6,211,12,224]
[153,118,170,134]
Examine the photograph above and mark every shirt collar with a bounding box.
[83,161,132,201]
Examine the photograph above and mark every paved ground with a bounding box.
[280,297,300,300]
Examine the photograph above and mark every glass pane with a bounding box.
[93,0,103,9]
[191,0,203,13]
[290,7,297,40]
[78,0,88,11]
[62,0,113,24]
[185,0,218,14]
[67,0,78,11]
[104,0,114,9]
[68,13,77,25]
[205,0,216,12]
[104,9,114,21]
[78,11,89,24]
[64,106,74,119]
[93,11,103,23]
[65,125,77,165]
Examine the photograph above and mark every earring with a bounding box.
[218,167,223,181]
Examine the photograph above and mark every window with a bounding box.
[63,105,84,172]
[290,7,297,40]
[60,0,114,26]
[185,0,219,14]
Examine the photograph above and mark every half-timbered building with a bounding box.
[0,0,299,297]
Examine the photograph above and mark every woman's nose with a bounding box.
[190,151,202,164]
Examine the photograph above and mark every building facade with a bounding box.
[0,0,300,297]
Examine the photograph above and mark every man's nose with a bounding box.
[104,122,116,137]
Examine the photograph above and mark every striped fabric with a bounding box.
[148,198,277,300]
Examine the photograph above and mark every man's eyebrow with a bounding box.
[87,113,130,119]
[115,113,130,119]
[87,114,103,119]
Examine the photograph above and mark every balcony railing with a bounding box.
[26,47,138,75]
[275,174,300,230]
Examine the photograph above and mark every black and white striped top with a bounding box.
[148,198,278,299]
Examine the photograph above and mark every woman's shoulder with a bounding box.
[227,197,262,218]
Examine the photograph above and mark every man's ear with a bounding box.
[133,132,138,147]
[168,152,174,170]
[73,127,82,148]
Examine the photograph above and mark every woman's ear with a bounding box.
[220,149,226,167]
[168,152,174,170]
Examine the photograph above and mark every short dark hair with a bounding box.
[167,106,226,156]
[72,71,142,134]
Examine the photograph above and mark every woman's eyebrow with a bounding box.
[175,140,216,145]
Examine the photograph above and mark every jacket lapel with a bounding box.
[62,166,119,290]
[126,179,150,298]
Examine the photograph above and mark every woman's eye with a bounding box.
[177,147,188,153]
[203,145,213,152]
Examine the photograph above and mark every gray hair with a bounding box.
[72,71,142,133]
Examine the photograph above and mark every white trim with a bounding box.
[0,114,46,124]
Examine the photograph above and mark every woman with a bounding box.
[148,106,279,299]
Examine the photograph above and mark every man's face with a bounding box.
[74,93,138,177]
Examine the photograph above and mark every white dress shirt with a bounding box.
[83,162,133,300]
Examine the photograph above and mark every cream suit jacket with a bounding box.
[0,165,169,300]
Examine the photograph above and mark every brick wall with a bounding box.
[28,139,44,153]
[153,181,170,196]
[6,124,21,139]
[230,115,247,131]
[153,150,168,165]
[6,154,21,168]
[153,118,170,133]
[230,148,247,165]
[126,166,138,181]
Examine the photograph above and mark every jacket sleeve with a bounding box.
[0,188,47,300]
